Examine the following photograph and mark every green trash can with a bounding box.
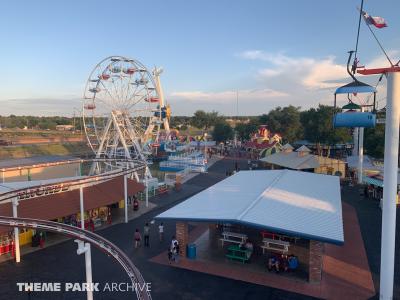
[187,244,196,259]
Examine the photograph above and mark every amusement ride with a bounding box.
[82,56,171,177]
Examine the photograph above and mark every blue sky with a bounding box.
[1,0,399,116]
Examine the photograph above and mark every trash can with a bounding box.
[187,244,196,259]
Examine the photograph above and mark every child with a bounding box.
[134,229,141,248]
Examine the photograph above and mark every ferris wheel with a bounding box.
[82,55,169,175]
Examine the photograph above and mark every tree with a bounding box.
[364,124,385,158]
[212,121,233,143]
[235,120,258,141]
[300,105,351,144]
[258,106,303,143]
[190,110,221,130]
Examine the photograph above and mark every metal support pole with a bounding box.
[84,243,93,300]
[124,174,128,223]
[12,198,20,263]
[75,241,93,300]
[358,107,364,184]
[80,186,84,230]
[380,72,400,300]
[2,170,4,183]
[145,176,149,208]
[352,127,359,156]
[77,186,94,300]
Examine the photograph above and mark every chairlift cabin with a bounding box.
[333,51,377,128]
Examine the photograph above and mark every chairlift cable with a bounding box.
[365,23,394,66]
[354,0,364,66]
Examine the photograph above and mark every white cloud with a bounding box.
[170,88,288,102]
[239,50,347,90]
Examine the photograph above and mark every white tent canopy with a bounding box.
[156,170,344,244]
[260,151,320,170]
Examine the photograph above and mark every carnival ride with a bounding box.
[82,56,171,176]
[0,158,151,300]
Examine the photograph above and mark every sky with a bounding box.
[1,0,399,116]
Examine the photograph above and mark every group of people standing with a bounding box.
[133,222,180,263]
[134,222,164,248]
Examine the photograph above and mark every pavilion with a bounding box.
[156,169,344,282]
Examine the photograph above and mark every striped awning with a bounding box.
[363,176,383,187]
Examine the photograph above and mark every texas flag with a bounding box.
[361,10,387,28]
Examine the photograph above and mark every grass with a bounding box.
[0,143,91,160]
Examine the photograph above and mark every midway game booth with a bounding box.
[156,170,344,283]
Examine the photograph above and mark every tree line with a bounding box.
[191,106,384,158]
[0,106,385,158]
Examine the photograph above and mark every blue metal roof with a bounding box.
[335,81,376,95]
[156,170,344,245]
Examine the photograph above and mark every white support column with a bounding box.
[357,107,364,184]
[80,186,84,230]
[12,198,20,263]
[380,72,400,300]
[145,176,149,208]
[357,127,364,184]
[124,174,128,223]
[77,186,93,300]
[84,243,93,300]
[2,170,5,183]
[352,127,359,156]
[75,241,93,300]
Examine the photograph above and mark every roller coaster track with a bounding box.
[0,158,151,299]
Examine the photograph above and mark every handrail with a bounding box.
[0,216,151,300]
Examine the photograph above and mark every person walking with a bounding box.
[144,223,150,247]
[134,229,141,249]
[172,241,180,262]
[158,222,164,242]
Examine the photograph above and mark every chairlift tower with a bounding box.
[357,66,400,300]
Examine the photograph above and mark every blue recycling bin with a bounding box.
[187,244,196,259]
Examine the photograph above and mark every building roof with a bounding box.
[282,143,294,151]
[296,145,311,152]
[260,151,320,170]
[346,155,382,172]
[156,170,344,244]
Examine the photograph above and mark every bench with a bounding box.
[226,245,251,264]
[261,238,290,254]
[225,253,249,264]
[220,231,247,247]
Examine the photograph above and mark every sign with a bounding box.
[17,184,70,200]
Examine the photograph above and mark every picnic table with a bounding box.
[260,237,290,254]
[225,244,251,263]
[220,231,247,247]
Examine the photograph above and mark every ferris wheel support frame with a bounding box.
[153,68,170,134]
[88,110,151,181]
